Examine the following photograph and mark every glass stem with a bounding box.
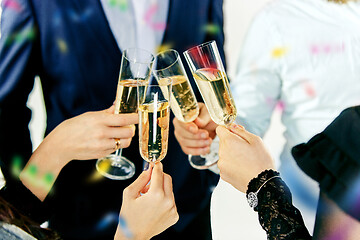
[115,148,123,158]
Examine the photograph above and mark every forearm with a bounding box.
[19,137,69,201]
[247,170,312,240]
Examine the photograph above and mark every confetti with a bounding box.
[96,212,119,230]
[28,164,38,177]
[275,100,285,112]
[10,155,23,177]
[119,216,133,239]
[88,160,111,182]
[156,43,173,53]
[143,3,166,31]
[5,27,37,46]
[108,0,128,11]
[56,38,68,53]
[271,47,288,58]
[88,170,105,182]
[310,43,345,55]
[43,173,55,184]
[202,23,220,35]
[3,0,22,12]
[302,80,316,98]
[265,97,285,112]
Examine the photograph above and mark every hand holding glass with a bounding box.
[153,49,219,169]
[137,77,171,163]
[183,40,237,168]
[96,48,154,180]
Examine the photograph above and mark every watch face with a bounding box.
[247,192,258,208]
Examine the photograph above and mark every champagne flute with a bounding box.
[96,48,154,180]
[153,49,217,169]
[183,40,237,167]
[137,76,171,163]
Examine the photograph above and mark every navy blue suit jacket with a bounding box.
[0,0,224,238]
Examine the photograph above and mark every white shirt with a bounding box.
[211,0,360,239]
[100,0,169,54]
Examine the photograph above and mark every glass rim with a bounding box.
[123,47,155,64]
[183,40,216,55]
[153,49,180,74]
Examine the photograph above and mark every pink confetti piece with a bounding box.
[275,100,285,112]
[302,81,316,98]
[3,0,23,12]
[143,4,166,31]
[310,43,345,55]
[265,97,285,112]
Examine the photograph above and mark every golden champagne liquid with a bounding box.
[114,79,147,114]
[139,101,170,162]
[193,68,237,125]
[159,75,199,122]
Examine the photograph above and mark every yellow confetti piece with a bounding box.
[156,43,173,53]
[88,160,111,182]
[57,39,68,53]
[271,47,288,58]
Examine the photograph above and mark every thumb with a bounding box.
[228,123,254,143]
[149,162,164,192]
[228,123,245,135]
[216,125,230,140]
[216,124,245,140]
[104,105,115,114]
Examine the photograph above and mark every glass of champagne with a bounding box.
[137,76,172,163]
[153,49,217,169]
[183,40,237,165]
[96,48,154,180]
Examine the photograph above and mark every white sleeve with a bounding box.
[232,10,283,138]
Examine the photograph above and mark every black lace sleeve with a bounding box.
[0,180,51,224]
[247,170,312,240]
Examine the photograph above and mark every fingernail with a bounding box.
[230,123,244,130]
[143,161,150,171]
[229,123,237,129]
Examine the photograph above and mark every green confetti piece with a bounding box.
[11,155,23,177]
[43,173,55,184]
[203,24,220,35]
[28,164,38,176]
[108,0,128,11]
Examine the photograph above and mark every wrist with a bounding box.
[246,169,280,209]
[114,226,149,240]
[33,137,70,172]
[19,139,69,201]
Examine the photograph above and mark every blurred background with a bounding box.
[0,0,282,238]
[25,0,284,163]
